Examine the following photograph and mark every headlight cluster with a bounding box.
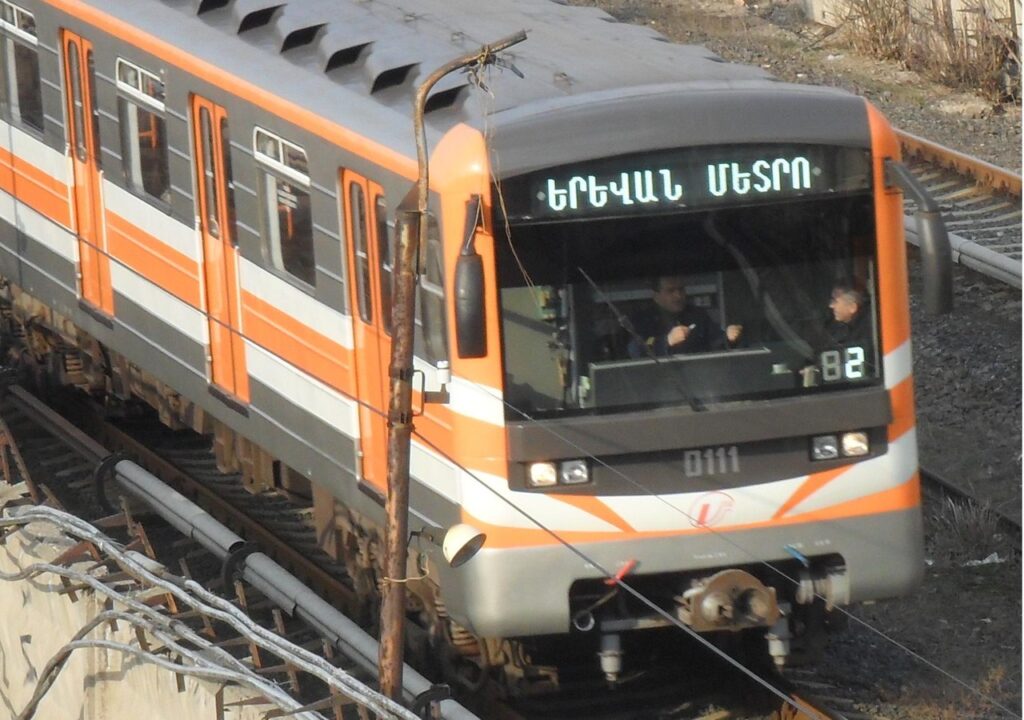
[527,459,591,487]
[811,431,869,461]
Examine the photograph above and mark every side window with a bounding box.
[220,117,237,241]
[417,216,448,363]
[117,59,169,203]
[198,108,219,236]
[374,194,393,334]
[254,128,315,287]
[0,2,43,132]
[349,182,371,322]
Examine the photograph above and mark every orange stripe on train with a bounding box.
[0,148,73,228]
[45,0,417,181]
[463,475,921,549]
[241,290,355,392]
[105,212,202,308]
[887,376,915,441]
[866,102,912,357]
[240,288,510,473]
[774,374,916,520]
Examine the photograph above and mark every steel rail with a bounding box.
[39,390,363,615]
[896,129,1022,197]
[895,129,1022,287]
[903,217,1022,288]
[919,465,1022,549]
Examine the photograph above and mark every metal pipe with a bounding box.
[111,460,479,720]
[2,505,414,720]
[904,216,1022,289]
[886,160,953,314]
[380,28,527,701]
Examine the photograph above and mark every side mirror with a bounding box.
[885,160,953,315]
[455,196,487,358]
[455,252,486,358]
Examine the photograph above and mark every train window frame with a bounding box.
[417,215,448,364]
[116,58,171,207]
[253,126,317,288]
[0,1,43,134]
[349,181,372,323]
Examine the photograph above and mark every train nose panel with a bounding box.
[676,569,780,631]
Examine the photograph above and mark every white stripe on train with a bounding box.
[0,120,69,183]
[103,181,200,261]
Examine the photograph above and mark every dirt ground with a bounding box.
[572,0,1022,170]
[568,1,1022,717]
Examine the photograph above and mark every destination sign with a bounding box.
[503,144,872,222]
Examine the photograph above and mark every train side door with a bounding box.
[61,30,112,314]
[341,170,393,491]
[190,95,249,402]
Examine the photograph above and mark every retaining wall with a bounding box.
[0,520,266,720]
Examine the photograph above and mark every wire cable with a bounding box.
[17,609,322,720]
[0,506,421,720]
[436,374,1021,719]
[481,161,1020,717]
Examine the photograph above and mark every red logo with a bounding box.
[689,492,735,528]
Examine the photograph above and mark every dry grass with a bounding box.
[905,665,1015,719]
[839,0,1019,100]
[841,0,912,60]
[925,495,1007,564]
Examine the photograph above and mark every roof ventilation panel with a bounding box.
[324,42,370,73]
[282,23,324,52]
[196,0,231,13]
[371,64,417,94]
[424,85,467,114]
[238,4,282,33]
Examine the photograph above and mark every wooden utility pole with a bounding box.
[378,30,527,703]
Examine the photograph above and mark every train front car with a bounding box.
[428,55,942,682]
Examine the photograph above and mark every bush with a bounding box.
[840,0,1020,101]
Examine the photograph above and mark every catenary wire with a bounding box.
[12,57,1008,717]
[460,383,1021,719]
[466,152,1022,718]
[407,430,828,720]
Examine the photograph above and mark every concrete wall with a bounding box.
[0,521,267,720]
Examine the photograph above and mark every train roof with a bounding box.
[99,0,871,177]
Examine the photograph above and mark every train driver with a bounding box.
[626,274,743,358]
[825,282,871,348]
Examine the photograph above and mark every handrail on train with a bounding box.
[885,160,954,314]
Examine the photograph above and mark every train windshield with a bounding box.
[496,193,881,419]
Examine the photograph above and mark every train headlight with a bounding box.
[811,435,839,460]
[841,431,869,457]
[559,459,590,485]
[528,462,558,487]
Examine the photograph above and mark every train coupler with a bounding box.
[675,569,780,632]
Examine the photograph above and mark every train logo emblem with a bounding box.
[690,492,735,528]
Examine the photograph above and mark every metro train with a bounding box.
[0,0,951,691]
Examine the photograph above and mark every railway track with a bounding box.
[896,129,1022,288]
[0,383,426,720]
[0,123,1017,714]
[920,465,1022,551]
[895,130,1021,544]
[0,381,860,720]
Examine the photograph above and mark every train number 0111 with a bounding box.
[683,446,740,477]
